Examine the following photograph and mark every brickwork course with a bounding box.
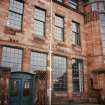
[0,0,105,104]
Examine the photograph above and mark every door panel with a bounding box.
[10,73,34,105]
[10,79,21,105]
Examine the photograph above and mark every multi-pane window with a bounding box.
[56,0,63,3]
[68,0,78,9]
[72,59,84,93]
[91,3,97,11]
[7,0,24,30]
[100,14,105,55]
[53,56,67,91]
[72,21,81,46]
[1,47,22,72]
[55,15,64,41]
[31,52,47,72]
[34,8,46,36]
[99,2,104,12]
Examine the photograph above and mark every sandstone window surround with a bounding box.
[34,7,46,37]
[72,21,81,46]
[7,0,24,31]
[72,59,84,93]
[31,52,47,72]
[54,15,64,41]
[53,55,67,92]
[1,47,23,72]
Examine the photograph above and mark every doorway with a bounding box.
[9,72,34,105]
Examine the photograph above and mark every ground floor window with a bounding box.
[31,52,47,72]
[1,47,23,72]
[72,59,84,93]
[53,55,67,92]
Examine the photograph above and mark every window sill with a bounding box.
[32,33,46,41]
[54,39,67,47]
[72,44,81,52]
[73,92,83,96]
[5,25,22,33]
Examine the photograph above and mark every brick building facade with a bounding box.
[0,0,105,103]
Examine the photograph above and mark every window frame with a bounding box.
[8,0,24,31]
[34,7,46,37]
[53,55,67,92]
[30,51,48,72]
[72,59,84,94]
[1,46,23,72]
[54,14,64,41]
[72,21,81,46]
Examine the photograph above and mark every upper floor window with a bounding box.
[53,55,67,91]
[56,0,63,3]
[91,3,97,11]
[72,21,81,46]
[7,0,24,30]
[34,8,46,37]
[1,47,23,72]
[31,52,47,72]
[99,2,104,12]
[72,59,84,93]
[54,15,64,41]
[68,0,78,9]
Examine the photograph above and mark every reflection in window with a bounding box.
[31,52,47,72]
[53,56,67,91]
[34,8,46,36]
[72,59,84,93]
[23,81,30,96]
[54,15,64,41]
[1,47,22,72]
[10,80,18,96]
[7,0,24,30]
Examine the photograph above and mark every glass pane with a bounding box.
[54,27,63,41]
[10,80,18,96]
[23,81,30,96]
[55,15,64,28]
[1,47,22,72]
[34,20,44,36]
[7,12,22,30]
[35,8,45,22]
[53,56,67,91]
[9,0,23,14]
[91,3,97,11]
[99,2,104,11]
[31,52,47,72]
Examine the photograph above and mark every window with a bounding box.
[72,21,81,46]
[34,8,46,36]
[53,56,67,91]
[7,0,24,30]
[100,14,105,55]
[1,47,22,72]
[54,15,64,41]
[99,2,104,12]
[31,52,47,72]
[68,0,78,9]
[91,3,97,11]
[56,0,63,3]
[72,59,84,93]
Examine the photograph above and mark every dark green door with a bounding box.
[10,72,34,105]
